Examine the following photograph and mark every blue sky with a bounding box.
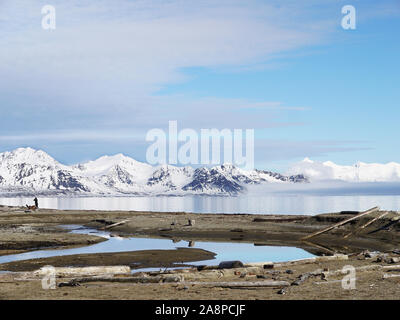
[0,0,399,171]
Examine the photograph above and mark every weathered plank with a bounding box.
[104,219,130,230]
[344,211,390,239]
[302,207,380,240]
[186,280,290,288]
[35,266,132,277]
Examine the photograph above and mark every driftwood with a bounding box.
[302,207,380,240]
[58,275,184,287]
[302,240,336,255]
[199,267,263,279]
[35,266,132,277]
[382,264,400,271]
[313,280,343,285]
[344,211,390,239]
[383,273,400,279]
[359,211,390,229]
[0,266,132,282]
[188,280,290,288]
[58,275,288,289]
[291,269,323,286]
[104,219,130,230]
[193,255,348,273]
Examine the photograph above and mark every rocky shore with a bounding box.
[0,205,399,299]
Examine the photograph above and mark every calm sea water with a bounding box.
[1,194,400,215]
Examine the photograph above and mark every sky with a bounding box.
[0,0,399,172]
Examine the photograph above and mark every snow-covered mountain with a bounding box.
[288,158,400,182]
[0,148,307,196]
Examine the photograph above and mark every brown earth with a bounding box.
[1,255,400,300]
[0,205,400,299]
[0,248,216,272]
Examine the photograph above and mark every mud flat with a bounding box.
[0,248,216,272]
[1,205,400,299]
[2,252,400,299]
[1,205,399,255]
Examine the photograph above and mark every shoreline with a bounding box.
[0,205,400,299]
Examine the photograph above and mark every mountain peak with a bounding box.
[0,147,308,196]
[78,153,152,177]
[0,147,59,166]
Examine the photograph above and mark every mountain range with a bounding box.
[288,158,400,182]
[2,148,399,197]
[0,148,308,196]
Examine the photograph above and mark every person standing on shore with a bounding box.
[34,197,38,209]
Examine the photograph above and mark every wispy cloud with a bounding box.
[0,0,391,165]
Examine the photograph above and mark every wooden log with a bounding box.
[186,280,290,288]
[56,275,289,289]
[313,280,343,285]
[382,265,400,271]
[359,211,390,229]
[58,275,184,287]
[171,266,266,280]
[343,211,390,239]
[301,207,380,240]
[35,266,132,277]
[291,269,323,286]
[302,240,336,255]
[383,273,400,279]
[104,219,130,230]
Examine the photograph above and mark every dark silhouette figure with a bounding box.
[34,197,38,208]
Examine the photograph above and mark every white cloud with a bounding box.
[0,0,329,114]
[3,0,388,166]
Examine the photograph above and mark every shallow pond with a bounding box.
[0,225,314,270]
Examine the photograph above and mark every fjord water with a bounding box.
[1,194,400,214]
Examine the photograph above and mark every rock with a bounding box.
[285,269,293,274]
[163,275,184,283]
[218,261,244,269]
[58,280,80,287]
[376,254,389,263]
[188,219,195,226]
[389,257,400,264]
[277,288,286,295]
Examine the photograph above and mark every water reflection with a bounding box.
[1,194,400,214]
[0,225,314,267]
